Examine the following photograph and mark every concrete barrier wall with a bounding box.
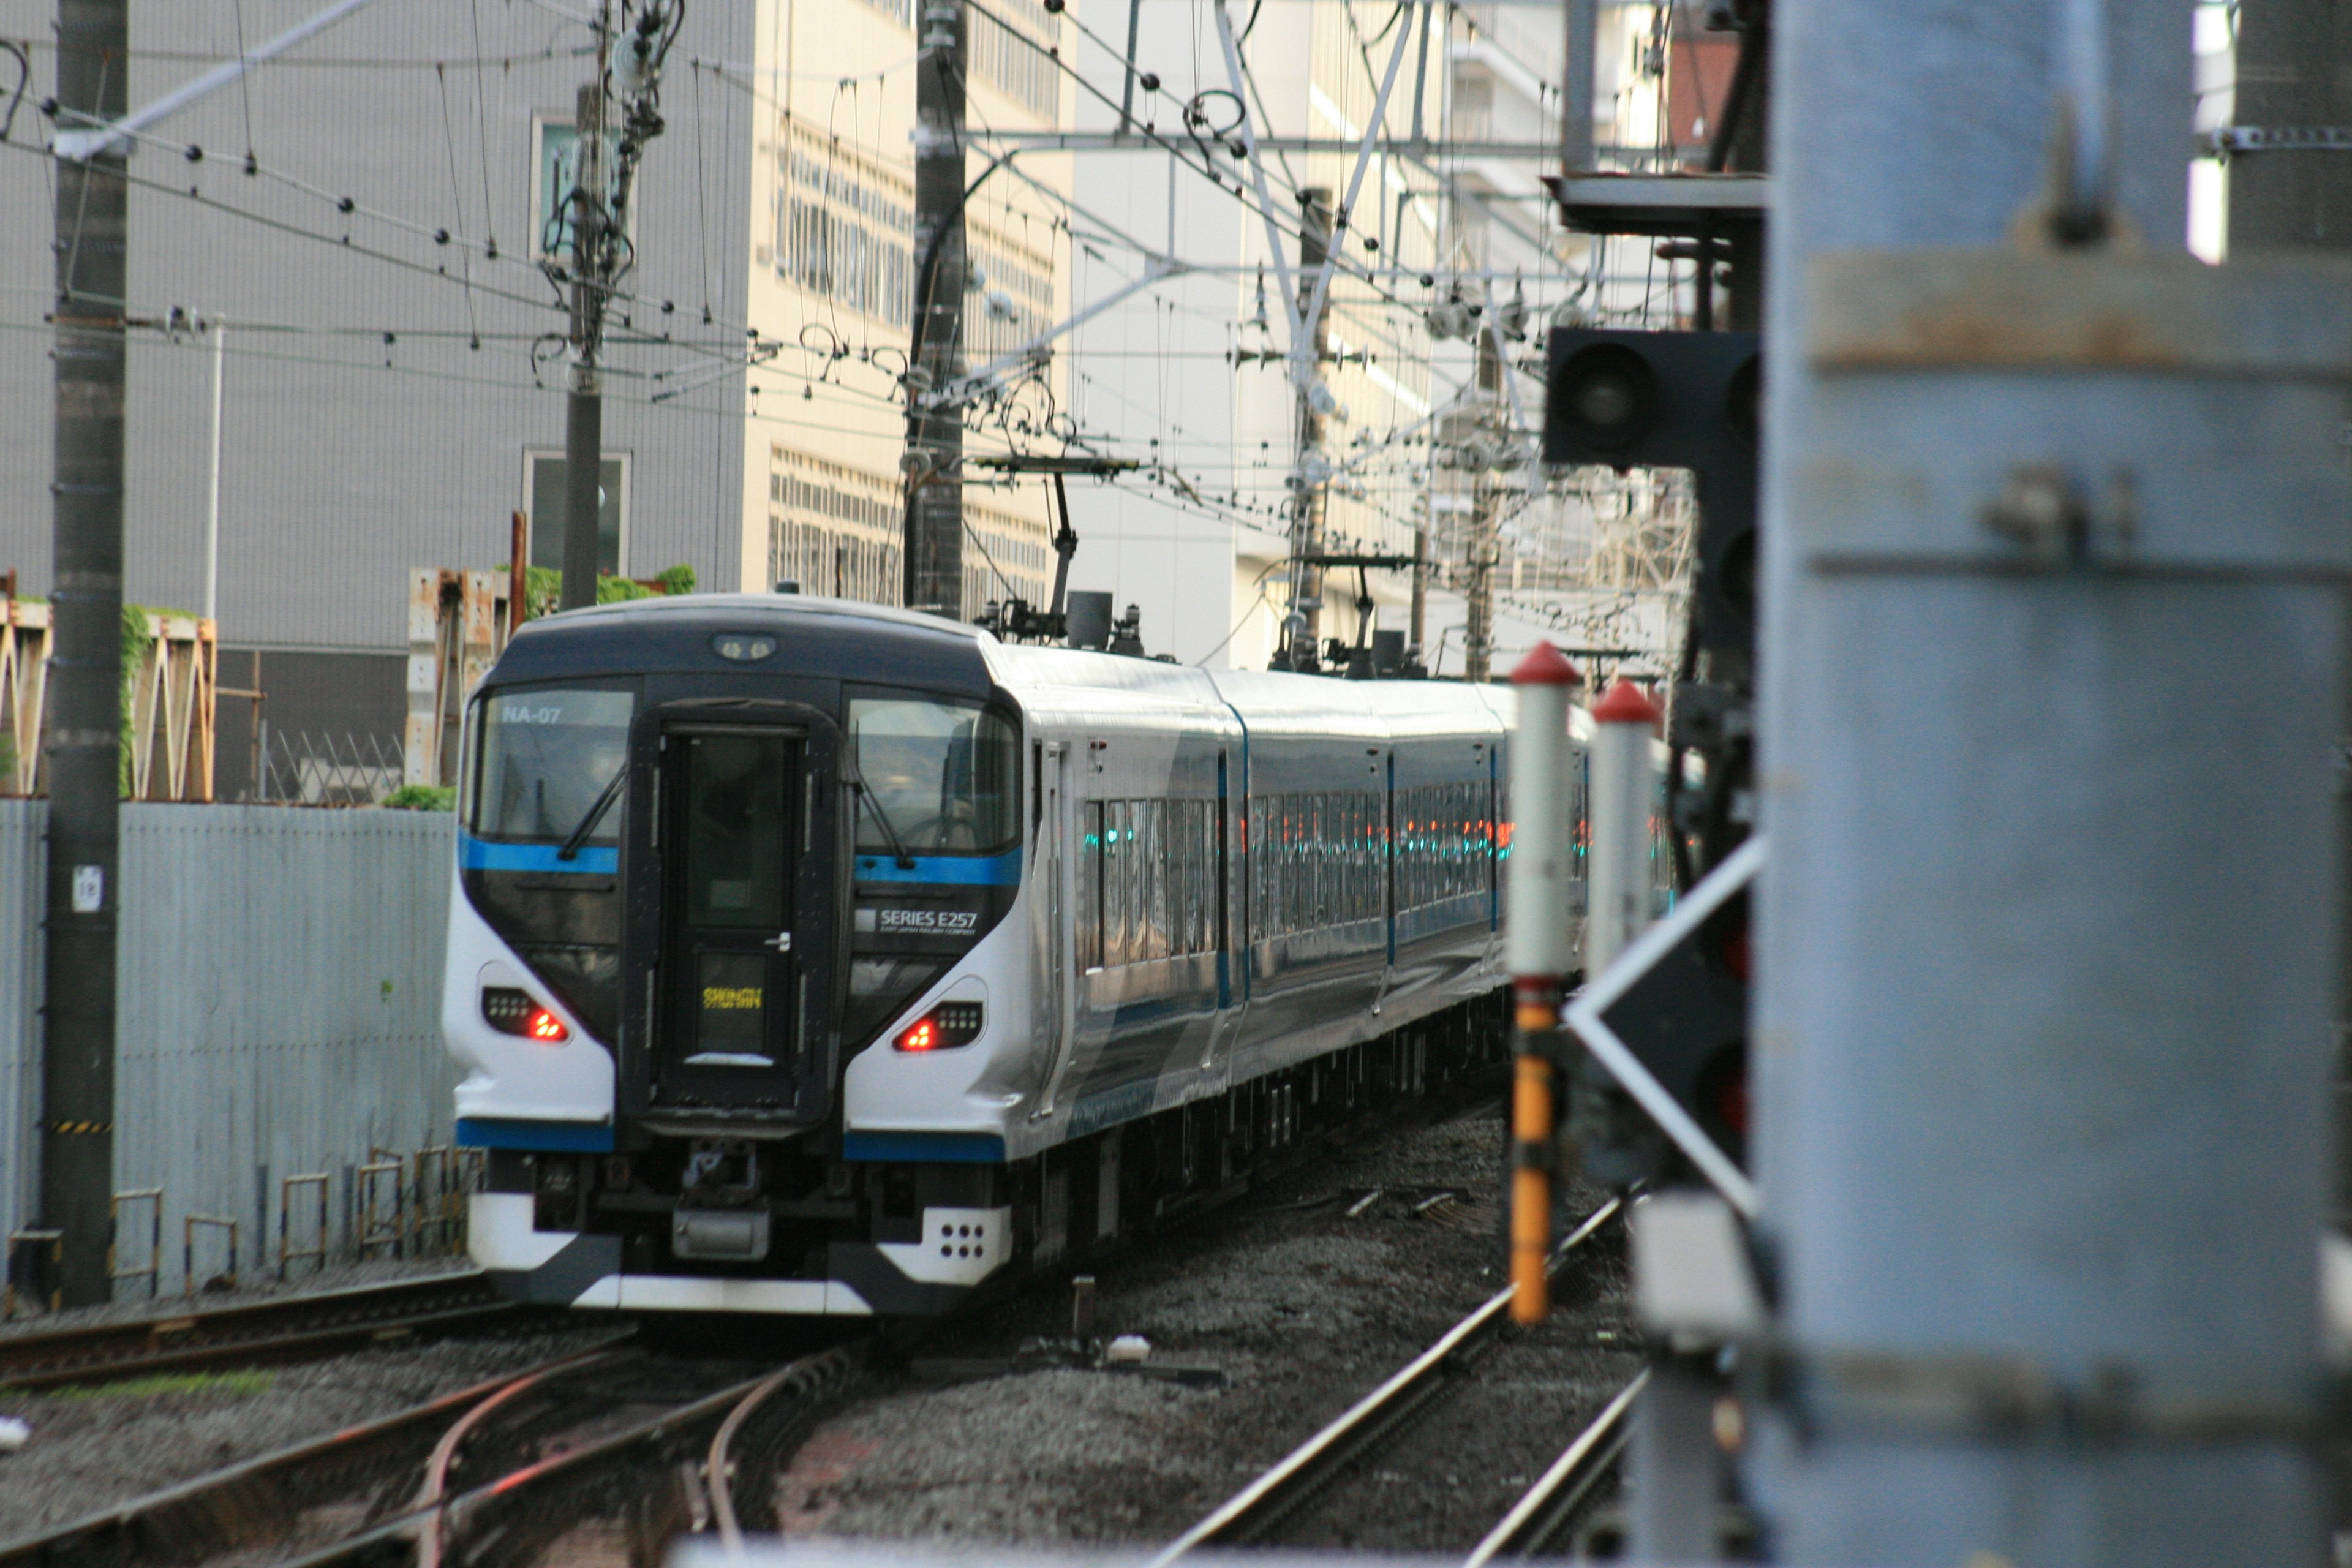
[0,802,459,1296]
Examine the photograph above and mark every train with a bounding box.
[445,592,1634,1316]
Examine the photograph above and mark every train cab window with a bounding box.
[470,685,637,845]
[462,683,638,1046]
[848,697,1018,855]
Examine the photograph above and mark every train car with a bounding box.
[446,593,1622,1316]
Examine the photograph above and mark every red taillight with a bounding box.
[894,1001,983,1053]
[527,1008,568,1042]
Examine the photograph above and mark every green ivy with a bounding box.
[382,784,456,811]
[118,604,167,797]
[519,564,698,620]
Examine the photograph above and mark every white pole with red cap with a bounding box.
[1506,642,1581,1323]
[1586,679,1663,979]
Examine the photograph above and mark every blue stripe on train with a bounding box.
[457,1117,616,1152]
[853,848,1022,886]
[459,835,619,875]
[842,1130,1008,1163]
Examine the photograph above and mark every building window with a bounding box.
[524,451,630,576]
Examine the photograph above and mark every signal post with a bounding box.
[1506,643,1580,1323]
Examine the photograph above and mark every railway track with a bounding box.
[0,1272,517,1392]
[1153,1194,1627,1559]
[281,1337,863,1568]
[0,1333,863,1568]
[1461,1371,1646,1566]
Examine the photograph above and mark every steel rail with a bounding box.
[0,1270,513,1391]
[1152,1194,1625,1561]
[0,1337,634,1567]
[1461,1371,1646,1566]
[279,1338,867,1568]
[705,1352,854,1551]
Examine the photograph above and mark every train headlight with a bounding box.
[483,986,569,1044]
[895,1001,983,1053]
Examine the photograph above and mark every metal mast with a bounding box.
[1461,323,1502,683]
[43,0,129,1308]
[1280,189,1335,670]
[559,8,615,612]
[905,0,969,617]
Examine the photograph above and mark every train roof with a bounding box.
[488,593,1536,742]
[486,592,997,696]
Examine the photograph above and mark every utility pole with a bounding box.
[2226,0,2352,252]
[552,1,674,612]
[560,11,614,612]
[2228,0,2352,1231]
[1279,188,1334,671]
[1461,324,1501,682]
[45,0,129,1308]
[905,0,968,617]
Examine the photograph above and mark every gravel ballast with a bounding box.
[0,1322,624,1542]
[771,1098,1639,1553]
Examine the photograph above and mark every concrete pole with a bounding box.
[45,0,129,1308]
[1755,1,2343,1562]
[1462,326,1503,682]
[1507,641,1580,1324]
[906,0,968,617]
[560,43,611,614]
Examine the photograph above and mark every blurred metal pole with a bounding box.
[1561,0,1594,170]
[1755,1,2343,1562]
[45,0,129,1308]
[2227,0,2352,1235]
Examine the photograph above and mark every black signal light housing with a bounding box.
[1545,326,1761,671]
[1555,341,1662,452]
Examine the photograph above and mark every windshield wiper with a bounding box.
[556,767,627,861]
[853,780,918,870]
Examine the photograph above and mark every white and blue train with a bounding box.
[447,593,1625,1316]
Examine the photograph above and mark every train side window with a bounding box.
[1106,799,1130,968]
[1079,801,1104,973]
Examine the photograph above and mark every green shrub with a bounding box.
[382,784,456,811]
[519,564,696,618]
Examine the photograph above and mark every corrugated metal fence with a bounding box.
[1,801,459,1296]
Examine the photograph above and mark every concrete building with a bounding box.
[0,0,1691,799]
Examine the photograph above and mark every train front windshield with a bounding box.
[464,684,638,1042]
[848,696,1019,854]
[475,687,635,844]
[842,696,1019,1047]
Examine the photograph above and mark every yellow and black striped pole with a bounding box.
[1507,643,1581,1324]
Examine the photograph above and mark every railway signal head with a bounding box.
[1545,327,1760,670]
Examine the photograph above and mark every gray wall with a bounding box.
[1,801,461,1295]
[0,1,756,662]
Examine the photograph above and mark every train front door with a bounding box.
[651,723,824,1118]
